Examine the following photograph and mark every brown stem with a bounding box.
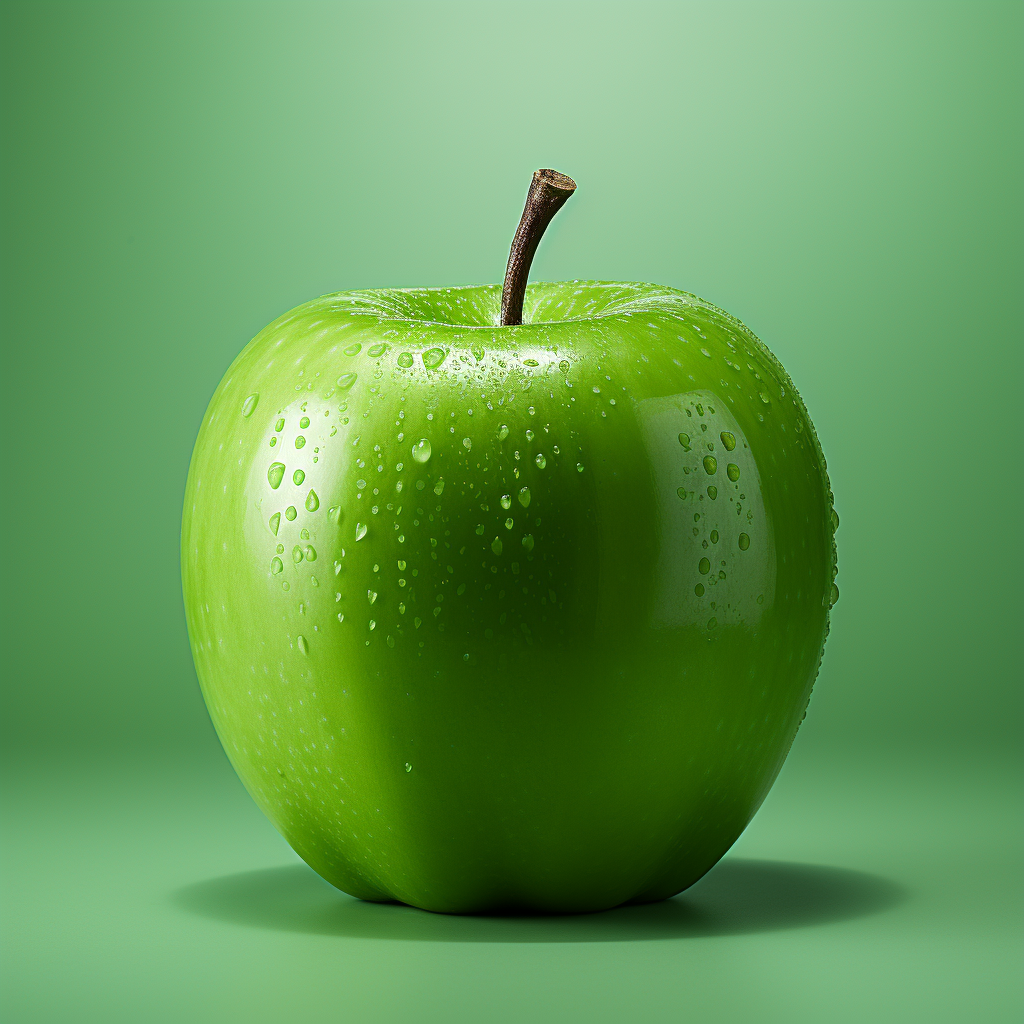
[500,169,576,326]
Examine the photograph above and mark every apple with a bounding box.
[182,171,838,913]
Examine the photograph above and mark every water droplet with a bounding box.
[398,559,406,570]
[720,431,736,451]
[707,485,718,500]
[535,453,546,469]
[269,512,281,535]
[305,490,320,512]
[710,530,719,543]
[344,342,362,356]
[491,537,503,555]
[707,617,717,629]
[293,469,305,485]
[694,583,704,596]
[523,358,539,367]
[727,464,740,482]
[369,619,376,630]
[411,439,432,463]
[831,508,840,533]
[501,494,512,510]
[299,416,310,429]
[518,486,531,508]
[285,506,297,521]
[678,432,691,450]
[271,556,283,575]
[677,486,690,500]
[698,557,711,575]
[475,524,485,535]
[414,617,422,628]
[355,522,367,541]
[369,343,388,357]
[336,372,357,390]
[526,429,535,441]
[498,424,510,440]
[505,517,514,529]
[738,533,750,550]
[295,436,306,449]
[576,463,584,472]
[304,545,317,561]
[830,582,840,607]
[404,761,412,772]
[522,534,534,551]
[242,394,259,417]
[703,455,717,475]
[422,347,446,369]
[559,359,570,373]
[297,635,308,655]
[462,437,472,451]
[328,506,342,523]
[275,418,285,432]
[268,463,286,488]
[367,590,377,604]
[434,479,445,496]
[292,545,304,564]
[397,352,414,368]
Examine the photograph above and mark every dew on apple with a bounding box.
[577,463,584,472]
[269,512,281,535]
[501,494,512,509]
[336,372,357,390]
[344,342,361,356]
[727,464,740,482]
[738,533,750,550]
[305,490,319,512]
[397,352,414,368]
[268,462,286,489]
[462,437,472,451]
[411,439,432,463]
[275,417,285,432]
[271,557,283,575]
[422,347,446,369]
[703,455,717,475]
[242,393,259,418]
[525,429,535,441]
[293,469,305,485]
[304,545,317,561]
[535,453,546,469]
[518,486,531,508]
[328,505,342,523]
[497,424,510,440]
[291,545,304,563]
[355,522,367,541]
[368,590,377,604]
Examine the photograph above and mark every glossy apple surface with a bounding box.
[182,281,838,913]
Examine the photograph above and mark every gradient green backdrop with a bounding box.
[2,2,1021,1021]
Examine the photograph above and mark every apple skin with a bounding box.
[182,281,837,913]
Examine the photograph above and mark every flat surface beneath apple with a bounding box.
[3,739,1019,1023]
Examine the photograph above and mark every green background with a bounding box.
[1,1,1020,1020]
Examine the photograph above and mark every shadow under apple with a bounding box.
[171,857,906,943]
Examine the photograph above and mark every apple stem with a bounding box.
[500,169,577,326]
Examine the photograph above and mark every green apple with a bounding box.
[182,172,838,913]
